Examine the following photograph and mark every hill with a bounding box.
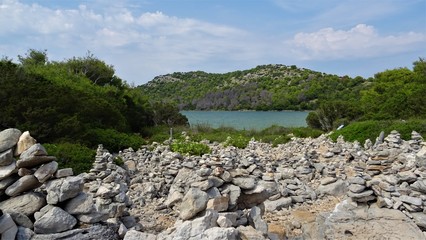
[138,64,367,111]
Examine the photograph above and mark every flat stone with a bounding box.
[348,184,366,193]
[347,190,374,198]
[264,197,292,212]
[5,175,41,197]
[399,195,422,206]
[0,192,46,216]
[0,174,19,190]
[34,161,58,183]
[55,168,73,178]
[0,128,22,153]
[16,155,57,168]
[0,161,17,180]
[411,212,426,229]
[0,149,14,166]
[410,179,426,194]
[237,225,267,240]
[320,177,337,185]
[232,177,256,190]
[124,230,157,240]
[317,179,347,196]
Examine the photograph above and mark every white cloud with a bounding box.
[289,24,426,60]
[0,0,257,84]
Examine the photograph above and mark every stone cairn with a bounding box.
[2,127,426,239]
[0,128,129,240]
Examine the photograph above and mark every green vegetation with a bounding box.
[329,119,426,143]
[139,65,366,111]
[1,49,188,170]
[44,143,96,174]
[150,124,323,149]
[171,139,211,156]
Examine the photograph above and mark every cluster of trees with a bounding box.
[0,49,188,152]
[139,64,367,111]
[307,58,426,131]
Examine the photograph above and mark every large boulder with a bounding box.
[5,175,41,197]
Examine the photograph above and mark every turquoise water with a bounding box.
[180,111,309,130]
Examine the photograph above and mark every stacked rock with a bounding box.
[0,129,121,239]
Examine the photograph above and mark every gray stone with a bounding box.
[221,184,241,210]
[416,145,426,167]
[5,175,41,197]
[14,131,36,157]
[16,155,57,168]
[34,206,77,234]
[55,168,74,178]
[45,176,84,204]
[0,192,46,216]
[0,213,18,240]
[64,192,94,215]
[19,143,46,159]
[0,161,17,180]
[124,230,156,240]
[0,128,21,153]
[249,206,268,235]
[348,184,366,193]
[399,195,422,206]
[34,161,58,183]
[411,212,426,229]
[201,227,238,240]
[320,177,337,185]
[7,211,34,229]
[179,187,209,220]
[410,179,426,194]
[30,224,119,240]
[76,211,109,224]
[0,149,14,167]
[0,175,18,190]
[264,197,292,212]
[348,176,366,185]
[347,190,374,198]
[16,226,34,240]
[303,200,424,240]
[317,179,347,196]
[232,177,256,190]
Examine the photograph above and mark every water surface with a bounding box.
[180,111,309,130]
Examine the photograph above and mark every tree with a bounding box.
[18,49,48,66]
[65,51,123,88]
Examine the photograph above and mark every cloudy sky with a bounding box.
[1,0,425,85]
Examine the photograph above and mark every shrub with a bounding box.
[171,139,211,156]
[224,135,251,148]
[84,128,145,152]
[329,119,426,143]
[44,142,96,174]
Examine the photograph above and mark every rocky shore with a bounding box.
[0,128,425,239]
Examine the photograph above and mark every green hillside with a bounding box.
[139,64,367,111]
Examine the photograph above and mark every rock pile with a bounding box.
[2,127,426,240]
[0,129,124,240]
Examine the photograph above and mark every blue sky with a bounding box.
[1,0,425,85]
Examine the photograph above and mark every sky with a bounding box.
[0,0,425,85]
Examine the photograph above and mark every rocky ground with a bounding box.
[0,128,426,239]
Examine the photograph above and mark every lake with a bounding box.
[180,111,309,130]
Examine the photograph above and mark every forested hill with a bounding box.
[138,64,367,111]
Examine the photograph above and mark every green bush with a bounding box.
[84,128,145,152]
[44,142,96,174]
[224,135,251,148]
[330,119,426,143]
[171,139,211,156]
